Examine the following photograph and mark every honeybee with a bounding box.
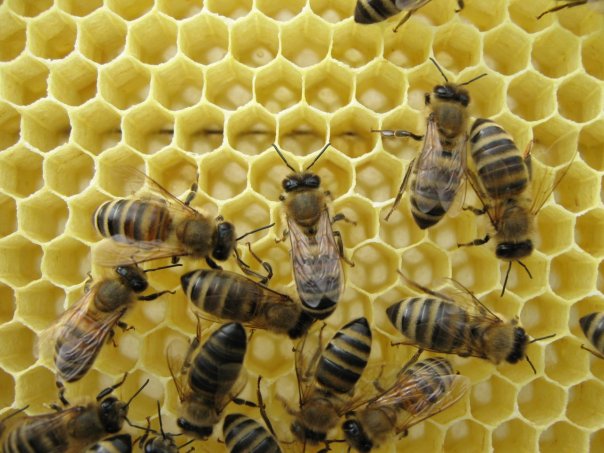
[135,401,194,453]
[380,58,486,228]
[181,269,314,339]
[538,0,604,18]
[354,0,464,32]
[284,317,372,446]
[342,356,469,452]
[169,322,247,440]
[94,170,272,281]
[460,118,575,296]
[45,264,175,390]
[387,275,554,372]
[223,413,281,453]
[88,434,132,453]
[580,312,604,359]
[275,143,353,320]
[1,374,148,453]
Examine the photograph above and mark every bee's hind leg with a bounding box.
[334,230,354,267]
[457,234,490,248]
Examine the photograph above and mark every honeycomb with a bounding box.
[0,0,603,451]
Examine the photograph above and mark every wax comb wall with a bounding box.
[0,0,603,451]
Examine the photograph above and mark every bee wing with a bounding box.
[289,211,344,309]
[294,325,326,406]
[215,365,248,413]
[93,238,189,266]
[167,338,190,402]
[395,0,432,11]
[529,150,577,216]
[465,168,501,228]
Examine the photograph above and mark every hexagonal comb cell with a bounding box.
[379,201,425,250]
[57,0,103,16]
[95,330,140,376]
[205,61,253,110]
[0,146,43,198]
[0,367,15,408]
[383,20,432,69]
[356,61,406,113]
[309,0,355,22]
[566,379,604,428]
[157,0,202,20]
[140,326,188,377]
[539,421,588,453]
[99,57,151,110]
[176,104,225,154]
[255,60,302,114]
[459,0,506,30]
[123,103,174,155]
[277,105,326,156]
[517,376,566,425]
[281,14,330,67]
[583,30,604,80]
[354,152,403,203]
[557,73,603,123]
[21,100,70,153]
[444,419,490,453]
[48,55,97,107]
[470,375,517,425]
[45,145,95,197]
[199,150,248,201]
[152,57,203,111]
[222,194,272,244]
[206,0,253,19]
[231,13,279,68]
[332,196,377,248]
[305,148,353,199]
[0,195,16,240]
[98,145,145,196]
[19,191,68,243]
[0,9,26,61]
[7,0,52,17]
[330,106,378,158]
[508,0,551,33]
[106,0,153,21]
[554,160,599,213]
[579,119,604,171]
[14,366,58,413]
[521,292,568,341]
[545,336,589,385]
[256,0,305,21]
[42,236,90,287]
[576,209,604,257]
[246,331,296,379]
[0,55,49,106]
[483,24,530,76]
[0,322,37,372]
[180,14,228,65]
[531,26,580,78]
[128,14,177,65]
[0,283,15,324]
[349,242,399,294]
[227,105,276,155]
[71,100,122,156]
[451,244,500,294]
[507,71,556,121]
[16,280,65,332]
[0,102,21,151]
[491,418,537,452]
[27,10,76,60]
[531,116,578,167]
[401,242,450,287]
[332,24,381,68]
[550,248,597,299]
[432,22,481,73]
[78,9,127,64]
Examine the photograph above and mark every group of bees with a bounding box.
[2,0,604,452]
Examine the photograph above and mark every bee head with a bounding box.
[506,326,529,364]
[282,172,321,192]
[212,221,236,261]
[432,84,470,107]
[495,240,533,260]
[342,418,373,453]
[177,417,213,440]
[99,397,127,434]
[115,265,148,293]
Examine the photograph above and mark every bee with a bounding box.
[93,170,272,282]
[379,58,486,229]
[135,401,194,453]
[170,322,247,440]
[285,317,372,446]
[223,413,281,453]
[274,143,353,320]
[354,0,464,32]
[88,434,132,453]
[342,356,469,452]
[579,312,604,359]
[459,118,575,296]
[538,0,604,18]
[386,276,554,373]
[46,264,175,391]
[1,374,148,453]
[181,269,314,339]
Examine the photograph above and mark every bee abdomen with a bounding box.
[189,323,246,401]
[409,190,446,230]
[223,414,281,453]
[316,317,372,395]
[94,199,171,242]
[401,358,455,413]
[89,434,133,453]
[4,421,68,453]
[580,312,604,355]
[55,319,106,382]
[386,298,469,353]
[354,0,399,24]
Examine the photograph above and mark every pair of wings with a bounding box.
[42,285,125,383]
[413,114,467,215]
[95,170,207,267]
[288,210,344,310]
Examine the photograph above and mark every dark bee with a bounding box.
[1,374,147,453]
[538,0,604,19]
[181,269,314,339]
[45,264,174,389]
[275,143,352,320]
[380,58,486,229]
[342,356,469,452]
[135,401,194,453]
[88,434,132,453]
[170,322,247,440]
[354,0,464,32]
[386,276,554,372]
[286,318,372,446]
[223,413,281,453]
[580,312,604,359]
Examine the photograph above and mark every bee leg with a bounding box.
[371,129,424,141]
[84,272,94,293]
[385,158,415,221]
[332,213,356,226]
[116,320,134,332]
[397,349,424,377]
[390,340,418,347]
[392,10,414,32]
[333,230,354,267]
[49,403,63,412]
[184,176,199,207]
[455,0,464,12]
[171,256,181,265]
[457,234,490,248]
[581,344,604,360]
[537,0,586,19]
[257,376,278,439]
[235,243,274,285]
[462,205,488,215]
[396,428,410,438]
[138,289,175,301]
[56,380,69,407]
[275,229,289,244]
[232,397,259,408]
[96,372,128,401]
[205,256,223,270]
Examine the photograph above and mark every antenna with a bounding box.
[429,57,449,83]
[125,379,150,409]
[305,143,331,171]
[459,72,488,86]
[272,144,297,173]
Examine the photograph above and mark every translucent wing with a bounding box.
[294,324,327,406]
[93,238,189,266]
[395,0,432,11]
[529,150,577,216]
[288,211,344,309]
[166,337,191,402]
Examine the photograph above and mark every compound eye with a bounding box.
[434,85,447,96]
[305,174,321,188]
[459,92,470,106]
[283,178,297,192]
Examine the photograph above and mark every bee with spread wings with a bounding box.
[342,355,470,452]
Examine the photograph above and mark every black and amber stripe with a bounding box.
[399,358,455,414]
[2,410,75,453]
[354,0,400,24]
[94,199,172,243]
[315,317,372,395]
[90,434,133,453]
[386,298,470,354]
[580,312,604,356]
[469,118,529,198]
[223,413,281,453]
[188,323,246,404]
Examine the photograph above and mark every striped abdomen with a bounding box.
[580,312,604,356]
[470,118,529,199]
[355,0,431,24]
[315,317,372,395]
[188,323,246,404]
[399,358,455,414]
[89,434,132,453]
[94,199,172,243]
[223,414,281,453]
[386,298,470,354]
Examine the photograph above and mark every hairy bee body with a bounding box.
[181,269,313,339]
[354,0,431,24]
[223,413,281,453]
[292,317,372,443]
[175,322,247,439]
[580,312,604,357]
[89,434,132,453]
